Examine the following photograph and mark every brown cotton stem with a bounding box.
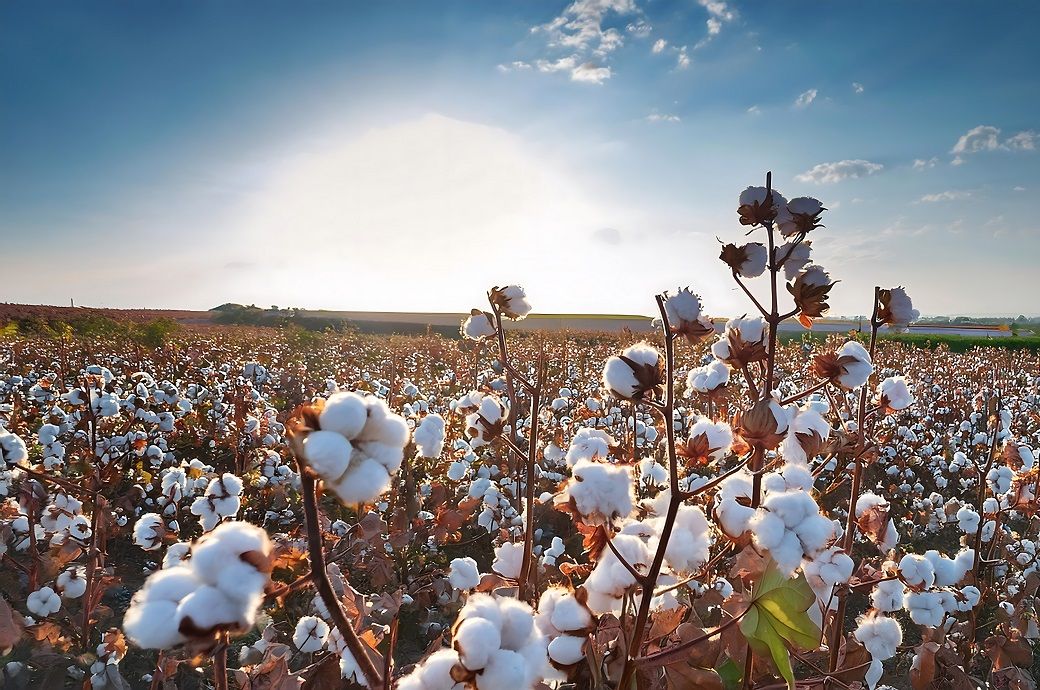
[517,352,545,602]
[213,634,228,690]
[298,471,383,688]
[617,295,682,689]
[763,171,780,401]
[829,287,880,674]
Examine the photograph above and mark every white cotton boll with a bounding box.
[854,614,901,689]
[585,533,649,613]
[883,287,919,330]
[303,431,353,481]
[898,554,936,588]
[904,591,945,626]
[331,458,392,504]
[547,635,585,666]
[736,242,768,278]
[960,585,981,610]
[357,399,410,447]
[293,616,330,653]
[549,596,593,634]
[716,471,756,537]
[355,441,406,474]
[497,597,536,650]
[602,343,661,400]
[176,585,248,635]
[447,461,468,481]
[319,392,368,439]
[664,288,704,324]
[565,428,614,466]
[493,285,532,320]
[190,521,271,587]
[774,241,812,281]
[686,360,729,394]
[566,459,634,524]
[661,505,711,573]
[415,414,446,459]
[492,542,524,579]
[26,587,61,616]
[133,513,164,551]
[57,567,87,599]
[478,649,528,688]
[835,341,873,389]
[872,578,905,613]
[455,617,501,671]
[956,506,980,534]
[686,417,733,459]
[462,311,497,341]
[122,600,184,649]
[0,431,29,466]
[878,377,913,412]
[449,557,480,590]
[749,511,786,551]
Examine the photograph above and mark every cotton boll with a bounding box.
[686,360,729,394]
[478,649,529,688]
[871,578,906,613]
[462,311,497,341]
[319,392,368,439]
[565,460,634,525]
[834,342,873,389]
[293,616,330,653]
[331,458,392,504]
[175,585,246,635]
[898,554,936,589]
[414,414,446,459]
[565,428,614,466]
[904,591,945,627]
[122,600,184,649]
[26,587,61,616]
[302,431,353,481]
[449,557,480,590]
[492,542,523,579]
[497,597,536,650]
[602,343,662,400]
[455,617,501,671]
[547,635,585,666]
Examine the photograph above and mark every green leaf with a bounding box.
[736,559,823,690]
[717,658,742,690]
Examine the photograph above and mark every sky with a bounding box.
[1,1,1038,318]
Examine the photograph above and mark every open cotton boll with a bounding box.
[924,549,973,587]
[490,285,533,320]
[492,542,524,579]
[834,341,874,389]
[547,635,585,666]
[0,431,28,466]
[904,591,945,626]
[659,504,711,572]
[56,567,87,599]
[601,343,663,400]
[449,557,480,590]
[177,585,249,634]
[26,587,61,616]
[585,533,649,613]
[683,417,733,461]
[956,506,980,534]
[564,459,634,526]
[356,398,410,447]
[737,242,768,278]
[565,428,614,466]
[479,649,529,688]
[318,392,368,439]
[774,240,813,280]
[455,618,501,670]
[716,470,756,538]
[302,430,353,480]
[871,577,906,613]
[898,554,935,589]
[461,311,497,341]
[398,649,465,690]
[330,458,392,505]
[854,613,901,690]
[686,360,729,394]
[293,616,329,653]
[415,414,446,459]
[133,513,165,551]
[878,377,913,413]
[880,287,919,330]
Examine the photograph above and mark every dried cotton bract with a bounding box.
[601,342,664,401]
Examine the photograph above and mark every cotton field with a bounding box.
[1,181,1039,690]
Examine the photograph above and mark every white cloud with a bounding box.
[795,159,884,184]
[571,62,612,84]
[652,38,667,53]
[593,227,622,244]
[852,82,864,94]
[696,0,735,44]
[522,0,640,84]
[746,105,761,115]
[918,190,971,203]
[676,46,690,69]
[497,61,532,73]
[645,113,680,123]
[912,157,938,170]
[794,88,818,108]
[1014,186,1027,192]
[950,125,1038,158]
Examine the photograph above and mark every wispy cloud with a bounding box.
[918,190,971,203]
[852,82,864,94]
[794,88,818,108]
[695,0,736,47]
[645,113,680,123]
[746,105,761,115]
[676,45,690,69]
[950,125,1038,163]
[520,0,640,84]
[651,38,667,53]
[912,157,938,170]
[795,159,883,184]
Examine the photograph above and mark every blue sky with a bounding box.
[1,1,1038,316]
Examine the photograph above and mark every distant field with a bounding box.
[2,303,1035,350]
